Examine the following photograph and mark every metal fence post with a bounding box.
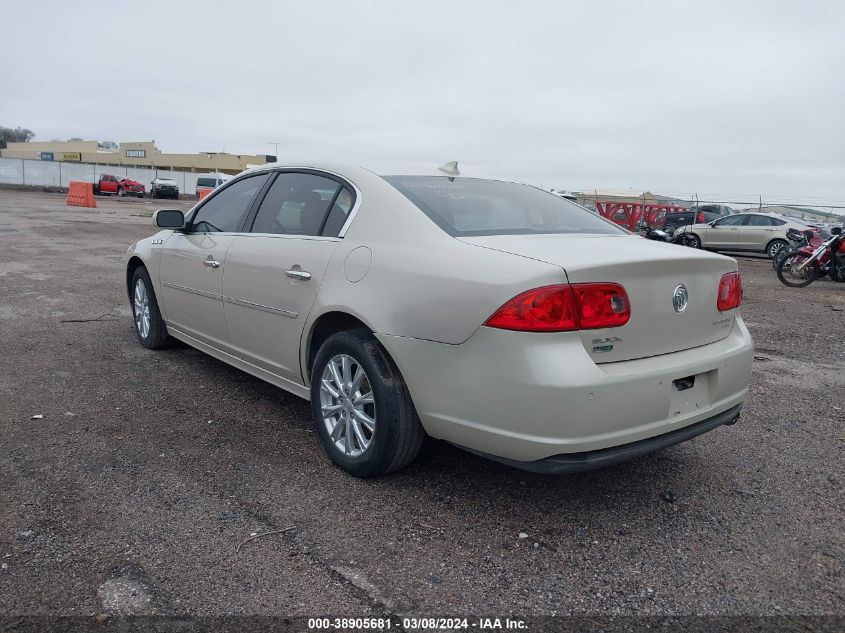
[21,159,25,185]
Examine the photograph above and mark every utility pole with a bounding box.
[267,141,284,158]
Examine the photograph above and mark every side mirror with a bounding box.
[153,209,185,229]
[831,226,842,235]
[710,221,718,227]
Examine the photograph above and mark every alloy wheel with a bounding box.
[133,279,151,339]
[319,354,376,457]
[769,241,787,259]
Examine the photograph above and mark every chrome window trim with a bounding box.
[237,233,341,243]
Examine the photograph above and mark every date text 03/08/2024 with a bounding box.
[307,617,528,630]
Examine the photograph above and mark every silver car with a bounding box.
[126,163,753,477]
[678,212,809,259]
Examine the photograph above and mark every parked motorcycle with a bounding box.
[776,227,845,287]
[772,227,829,274]
[642,226,698,247]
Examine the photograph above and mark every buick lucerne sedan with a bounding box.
[126,163,753,477]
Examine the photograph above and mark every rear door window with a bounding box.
[746,215,774,226]
[250,172,341,236]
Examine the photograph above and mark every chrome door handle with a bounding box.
[285,269,312,281]
[204,259,221,268]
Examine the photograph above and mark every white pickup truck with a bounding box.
[150,178,180,200]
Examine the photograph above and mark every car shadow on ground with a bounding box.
[151,325,726,521]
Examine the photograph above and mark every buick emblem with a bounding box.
[672,284,689,313]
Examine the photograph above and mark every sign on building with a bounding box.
[61,152,82,162]
[40,152,54,161]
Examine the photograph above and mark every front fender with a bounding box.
[126,231,171,314]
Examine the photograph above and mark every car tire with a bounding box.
[686,233,701,249]
[767,239,789,260]
[117,187,125,197]
[776,252,818,288]
[130,267,169,349]
[310,329,425,478]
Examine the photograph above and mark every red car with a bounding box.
[94,174,146,198]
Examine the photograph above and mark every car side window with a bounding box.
[715,215,748,227]
[191,174,269,233]
[746,215,773,226]
[322,187,355,236]
[250,172,341,236]
[771,218,786,226]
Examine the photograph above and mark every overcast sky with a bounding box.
[2,0,844,206]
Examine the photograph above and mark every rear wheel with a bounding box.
[767,239,789,260]
[776,252,818,288]
[117,187,125,197]
[310,330,424,477]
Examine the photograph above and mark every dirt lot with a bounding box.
[0,191,842,624]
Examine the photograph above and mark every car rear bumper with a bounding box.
[463,404,741,473]
[377,316,753,463]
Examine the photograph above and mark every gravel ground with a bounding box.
[0,191,842,625]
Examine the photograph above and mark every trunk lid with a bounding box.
[460,233,738,363]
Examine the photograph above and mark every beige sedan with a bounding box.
[126,162,753,477]
[678,212,809,259]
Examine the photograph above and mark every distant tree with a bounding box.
[0,126,35,149]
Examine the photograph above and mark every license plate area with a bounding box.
[669,371,713,417]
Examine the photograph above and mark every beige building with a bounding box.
[575,189,691,211]
[576,189,660,208]
[0,140,273,175]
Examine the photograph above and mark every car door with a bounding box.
[102,175,117,194]
[704,214,747,249]
[158,173,270,350]
[222,171,355,384]
[737,214,776,251]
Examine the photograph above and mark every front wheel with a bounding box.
[310,330,425,477]
[685,234,701,249]
[117,187,125,197]
[776,252,818,288]
[131,267,169,348]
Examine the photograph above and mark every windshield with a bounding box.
[383,176,625,237]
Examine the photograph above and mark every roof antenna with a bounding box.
[438,160,460,181]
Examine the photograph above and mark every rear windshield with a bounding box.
[383,176,624,237]
[197,178,217,187]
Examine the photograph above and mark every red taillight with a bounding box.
[485,285,579,332]
[572,283,631,329]
[485,283,630,332]
[717,272,742,311]
[697,212,705,222]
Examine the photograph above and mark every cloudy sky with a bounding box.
[2,0,843,206]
